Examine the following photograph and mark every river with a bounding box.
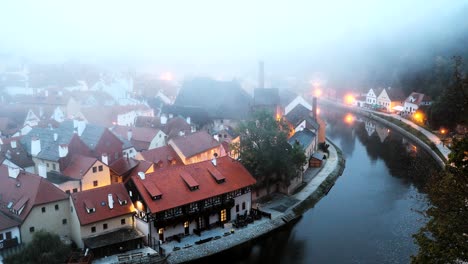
[195,109,439,264]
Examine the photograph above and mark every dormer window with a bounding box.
[84,200,95,214]
[180,172,199,191]
[144,182,163,200]
[116,193,128,205]
[208,167,226,184]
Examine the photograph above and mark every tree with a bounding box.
[4,230,72,264]
[430,56,468,129]
[412,137,468,263]
[233,110,306,193]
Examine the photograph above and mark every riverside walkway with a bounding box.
[164,141,345,264]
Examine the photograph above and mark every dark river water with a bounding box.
[197,109,439,264]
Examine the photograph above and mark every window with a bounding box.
[52,164,56,170]
[46,163,50,168]
[30,227,35,233]
[91,227,96,233]
[73,188,78,193]
[55,204,59,211]
[242,202,246,210]
[103,223,108,230]
[93,181,98,187]
[6,232,11,239]
[65,190,70,194]
[236,204,239,212]
[42,207,46,213]
[220,209,227,222]
[62,219,67,225]
[92,166,97,173]
[0,233,3,240]
[121,218,126,225]
[98,165,103,171]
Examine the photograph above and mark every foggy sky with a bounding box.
[1,0,467,77]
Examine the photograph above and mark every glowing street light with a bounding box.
[344,94,355,105]
[314,88,322,98]
[413,111,424,123]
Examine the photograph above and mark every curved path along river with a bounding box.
[199,108,439,264]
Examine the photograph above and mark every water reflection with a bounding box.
[198,108,438,264]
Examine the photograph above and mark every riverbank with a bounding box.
[321,99,447,168]
[164,141,346,264]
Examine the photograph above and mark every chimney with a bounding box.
[211,153,218,167]
[59,144,68,158]
[53,133,58,141]
[191,126,196,133]
[312,97,318,121]
[259,60,264,89]
[186,117,191,124]
[138,171,145,180]
[10,140,17,149]
[179,131,185,136]
[108,194,114,209]
[8,166,20,179]
[31,136,41,156]
[169,113,173,119]
[127,129,132,141]
[101,153,108,165]
[73,118,86,136]
[160,114,167,125]
[214,134,219,142]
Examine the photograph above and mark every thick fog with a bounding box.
[1,0,467,81]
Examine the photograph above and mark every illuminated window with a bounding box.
[184,221,189,228]
[158,228,164,234]
[220,209,227,222]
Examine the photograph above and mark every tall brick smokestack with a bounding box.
[258,61,264,89]
[312,97,317,121]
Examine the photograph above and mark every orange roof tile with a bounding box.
[132,156,256,213]
[71,183,134,226]
[169,131,220,158]
[0,165,68,222]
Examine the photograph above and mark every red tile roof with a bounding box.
[405,92,432,105]
[139,145,183,168]
[131,156,256,213]
[111,125,160,143]
[0,165,68,222]
[0,211,21,230]
[71,183,134,226]
[169,131,220,158]
[63,155,99,180]
[109,157,140,176]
